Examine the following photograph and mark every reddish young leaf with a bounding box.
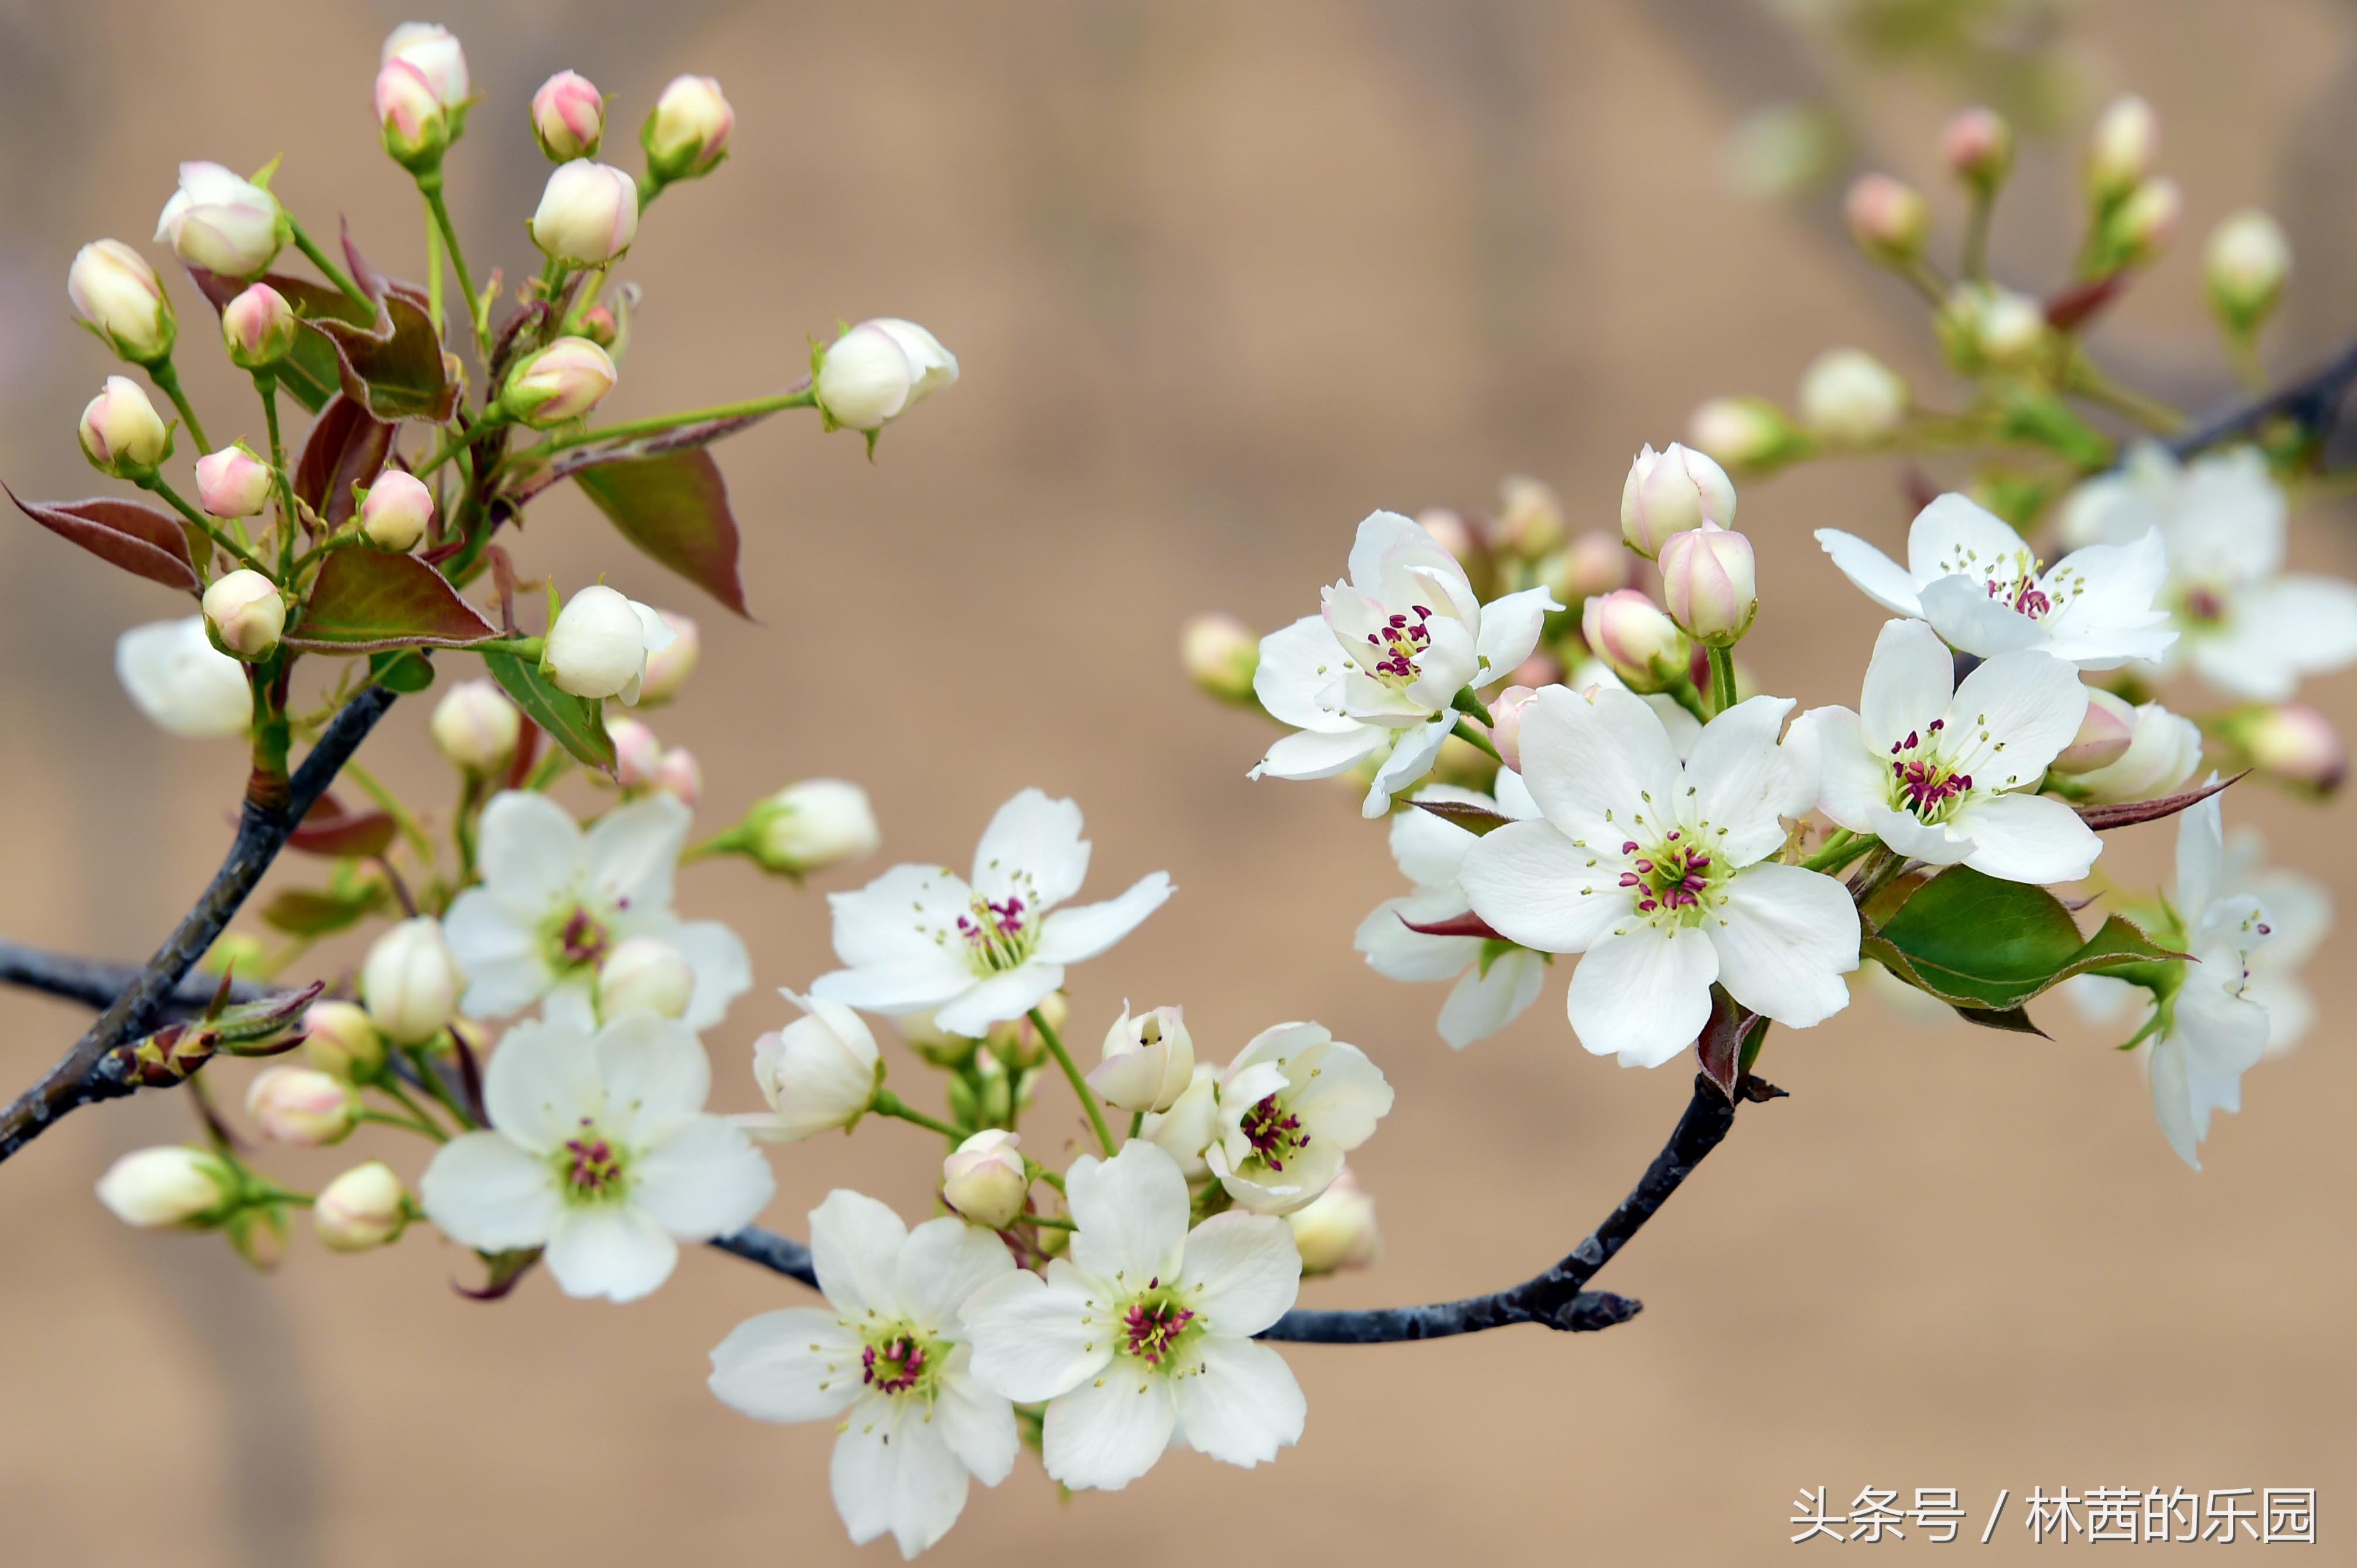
[2074,772,2247,832]
[185,265,373,414]
[286,550,497,653]
[294,396,394,530]
[1411,798,1513,836]
[569,447,753,617]
[287,793,398,860]
[5,486,201,593]
[306,224,458,423]
[1693,987,1760,1100]
[1397,909,1506,940]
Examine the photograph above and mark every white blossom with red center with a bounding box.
[1816,492,2177,670]
[811,788,1171,1037]
[1250,510,1561,817]
[1205,1020,1394,1213]
[1792,618,2102,884]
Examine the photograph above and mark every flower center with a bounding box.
[552,904,612,968]
[1616,829,1721,920]
[1362,604,1435,686]
[955,894,1035,973]
[861,1330,933,1396]
[1928,541,2080,624]
[1886,721,1973,820]
[554,1117,627,1205]
[1239,1094,1309,1172]
[2179,584,2230,626]
[1116,1282,1199,1368]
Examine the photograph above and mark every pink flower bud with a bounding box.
[501,335,616,426]
[375,58,449,172]
[576,303,620,348]
[1416,508,1484,573]
[315,1162,408,1251]
[1844,173,1930,265]
[1658,522,1758,647]
[531,70,605,161]
[302,1000,386,1080]
[941,1129,1029,1229]
[653,746,702,808]
[606,716,663,788]
[2051,688,2136,776]
[381,22,469,108]
[195,443,272,519]
[1941,107,2013,190]
[246,1065,359,1146]
[154,162,283,279]
[530,160,639,265]
[641,74,734,184]
[360,469,435,551]
[1546,530,1634,603]
[221,281,298,369]
[636,610,700,705]
[1581,589,1689,694]
[1485,685,1541,772]
[78,375,169,476]
[1620,441,1737,558]
[68,239,175,364]
[2087,95,2156,202]
[202,569,285,659]
[2225,703,2346,795]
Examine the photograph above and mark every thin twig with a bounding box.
[2168,330,2357,458]
[0,942,264,1019]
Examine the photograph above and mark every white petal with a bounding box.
[593,1012,712,1143]
[474,791,584,914]
[1390,787,1483,885]
[1250,723,1387,781]
[1708,862,1858,1029]
[418,1132,560,1251]
[1919,574,2048,659]
[811,955,977,1017]
[1790,708,1884,833]
[2146,1036,2203,1169]
[667,919,753,1030]
[1034,873,1173,964]
[1867,802,1976,866]
[1363,717,1452,817]
[1473,585,1560,676]
[1458,820,1626,954]
[971,788,1089,910]
[443,889,555,1018]
[1515,686,1682,843]
[1858,618,1955,753]
[543,972,600,1032]
[1282,1040,1393,1149]
[483,1016,603,1153]
[1172,1335,1306,1468]
[1906,493,2029,583]
[544,1205,679,1301]
[831,1401,972,1558]
[895,1217,1017,1335]
[1565,925,1718,1067]
[1066,1142,1189,1286]
[583,794,689,915]
[2175,790,2225,924]
[708,1308,864,1424]
[1685,694,1805,858]
[1042,1369,1178,1492]
[930,963,1065,1037]
[828,864,975,969]
[1179,1212,1301,1336]
[934,1353,1019,1486]
[631,1116,773,1239]
[1945,651,2088,787]
[1949,792,2102,884]
[1814,528,1923,616]
[810,1188,909,1316]
[1252,614,1354,731]
[1355,893,1479,983]
[1349,508,1450,592]
[961,1265,1110,1402]
[1437,949,1547,1048]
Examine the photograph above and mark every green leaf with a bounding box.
[286,551,496,653]
[293,396,393,530]
[260,881,387,937]
[1864,866,2183,1014]
[480,649,616,774]
[369,648,438,693]
[570,447,752,617]
[6,486,201,593]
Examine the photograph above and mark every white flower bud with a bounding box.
[376,58,450,173]
[2087,95,2157,203]
[428,678,519,776]
[381,22,470,108]
[1547,530,1634,604]
[361,915,461,1044]
[314,1161,408,1252]
[153,162,283,278]
[606,715,663,788]
[1686,397,1796,470]
[359,469,435,551]
[530,160,639,265]
[745,779,881,874]
[940,1129,1029,1229]
[642,74,735,185]
[635,610,699,705]
[2102,177,2180,270]
[746,994,882,1142]
[596,935,694,1021]
[68,239,175,364]
[2050,688,2136,776]
[543,585,672,703]
[1941,107,2013,192]
[245,1065,359,1146]
[1657,522,1758,648]
[653,746,702,807]
[1844,173,1930,265]
[96,1146,233,1228]
[1138,1064,1219,1178]
[1581,589,1690,694]
[202,569,285,660]
[1285,1164,1380,1276]
[2069,702,2202,805]
[814,319,958,434]
[1947,282,2046,368]
[301,999,387,1080]
[195,443,273,519]
[1087,1004,1195,1114]
[79,375,169,477]
[531,70,604,162]
[2205,210,2289,332]
[1620,442,1736,558]
[502,335,616,427]
[116,617,249,739]
[1181,612,1258,703]
[2222,702,2346,795]
[1798,349,1908,442]
[1496,473,1567,558]
[1486,684,1541,772]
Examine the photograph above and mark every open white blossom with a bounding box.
[708,1191,1017,1559]
[116,617,250,739]
[811,790,1171,1036]
[2218,826,2330,1055]
[1355,777,1548,1048]
[444,791,749,1031]
[2146,791,2275,1169]
[1817,493,2175,669]
[2059,443,2357,699]
[1206,1022,1394,1214]
[1790,618,2100,884]
[1460,686,1857,1067]
[1249,510,1560,817]
[418,1013,773,1301]
[961,1141,1305,1492]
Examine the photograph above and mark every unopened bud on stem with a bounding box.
[1621,442,1737,558]
[1658,522,1758,647]
[2205,210,2289,336]
[530,160,639,265]
[246,1065,359,1146]
[2051,688,2137,776]
[1844,173,1930,267]
[735,779,881,876]
[531,70,605,162]
[2220,702,2345,795]
[1485,685,1541,772]
[2087,95,2157,205]
[1088,1005,1195,1114]
[1182,613,1258,703]
[429,679,519,776]
[302,1000,387,1080]
[68,240,175,364]
[1581,589,1690,694]
[361,916,461,1044]
[642,74,735,187]
[359,469,435,551]
[941,1130,1029,1229]
[1285,1164,1380,1275]
[1941,107,2013,193]
[202,570,285,660]
[195,443,273,518]
[97,1146,235,1229]
[596,935,694,1022]
[79,375,169,479]
[636,611,699,705]
[222,281,299,369]
[500,335,616,427]
[315,1162,409,1251]
[1799,349,1907,442]
[813,319,959,436]
[543,585,671,703]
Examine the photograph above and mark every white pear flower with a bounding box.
[2145,791,2274,1169]
[418,1013,773,1301]
[1138,1064,1220,1177]
[708,1191,1019,1560]
[1087,1004,1195,1114]
[1355,777,1549,1048]
[1249,510,1561,818]
[1206,1022,1394,1214]
[738,990,882,1143]
[810,789,1171,1037]
[443,791,749,1030]
[1817,492,2175,669]
[961,1140,1305,1492]
[1459,686,1856,1068]
[2216,826,2329,1055]
[2059,444,2357,699]
[1789,619,2100,884]
[116,617,250,738]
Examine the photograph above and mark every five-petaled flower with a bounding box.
[1206,1022,1394,1213]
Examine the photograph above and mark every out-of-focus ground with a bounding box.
[0,1,2352,1562]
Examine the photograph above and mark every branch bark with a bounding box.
[0,685,397,1163]
[2168,330,2357,457]
[0,942,264,1020]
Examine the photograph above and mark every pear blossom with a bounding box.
[2143,792,2274,1169]
[154,162,282,278]
[1250,510,1561,817]
[419,1013,772,1301]
[116,616,250,738]
[1817,492,2176,669]
[1087,1004,1195,1113]
[1355,778,1549,1049]
[2217,826,2329,1054]
[738,990,882,1143]
[1138,1064,1219,1177]
[1459,686,1856,1067]
[442,792,749,1030]
[1789,619,2100,884]
[1206,1022,1394,1214]
[810,789,1171,1037]
[961,1141,1306,1492]
[2059,445,2357,699]
[708,1191,1018,1558]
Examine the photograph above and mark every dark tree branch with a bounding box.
[0,685,398,1163]
[0,942,264,1020]
[2168,331,2357,458]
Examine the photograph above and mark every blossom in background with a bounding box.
[115,617,250,738]
[443,792,750,1030]
[418,1013,772,1300]
[2064,697,2202,805]
[2059,444,2357,699]
[811,789,1171,1036]
[2144,791,2275,1169]
[1249,510,1560,817]
[1461,686,1856,1067]
[1817,493,2175,669]
[738,990,881,1143]
[962,1141,1306,1492]
[1206,1022,1394,1213]
[1791,619,2100,884]
[1355,777,1549,1048]
[708,1191,1018,1559]
[2218,826,2329,1054]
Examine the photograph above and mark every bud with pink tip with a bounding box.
[1089,1005,1195,1114]
[2086,95,2156,204]
[2099,177,2180,271]
[1659,522,1757,647]
[375,57,450,173]
[195,443,273,518]
[1620,441,1737,558]
[1496,474,1566,558]
[1581,589,1689,694]
[68,240,175,364]
[2051,688,2137,776]
[1686,397,1798,470]
[381,22,470,111]
[1844,173,1930,266]
[1940,282,2046,370]
[315,1162,409,1251]
[596,935,695,1021]
[642,74,734,186]
[530,160,639,265]
[361,916,461,1044]
[2222,703,2346,796]
[1485,685,1541,772]
[813,319,958,435]
[302,999,387,1081]
[1182,612,1258,703]
[355,470,432,552]
[1545,531,1633,605]
[79,375,169,478]
[499,335,616,427]
[606,715,663,788]
[246,1065,359,1146]
[940,1129,1029,1229]
[543,585,673,703]
[1941,107,2013,193]
[221,281,298,370]
[428,678,519,776]
[2206,210,2290,334]
[154,162,284,279]
[636,610,700,705]
[531,70,605,162]
[653,746,702,807]
[1285,1164,1380,1276]
[97,1146,235,1229]
[1799,349,1907,442]
[202,570,285,660]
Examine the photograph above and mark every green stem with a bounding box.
[416,416,506,480]
[421,190,446,337]
[455,774,484,886]
[1800,829,1877,874]
[1705,645,1739,716]
[288,218,373,313]
[1032,1007,1117,1158]
[256,374,296,564]
[144,477,272,577]
[2065,361,2186,436]
[1664,678,1711,724]
[468,636,545,660]
[1022,1214,1077,1232]
[343,760,437,863]
[357,1108,441,1139]
[418,179,482,349]
[374,1075,449,1142]
[536,388,817,453]
[147,358,212,455]
[871,1088,965,1142]
[1128,1109,1145,1140]
[1449,716,1502,763]
[401,1044,476,1129]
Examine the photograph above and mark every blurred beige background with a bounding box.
[1,0,2352,1561]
